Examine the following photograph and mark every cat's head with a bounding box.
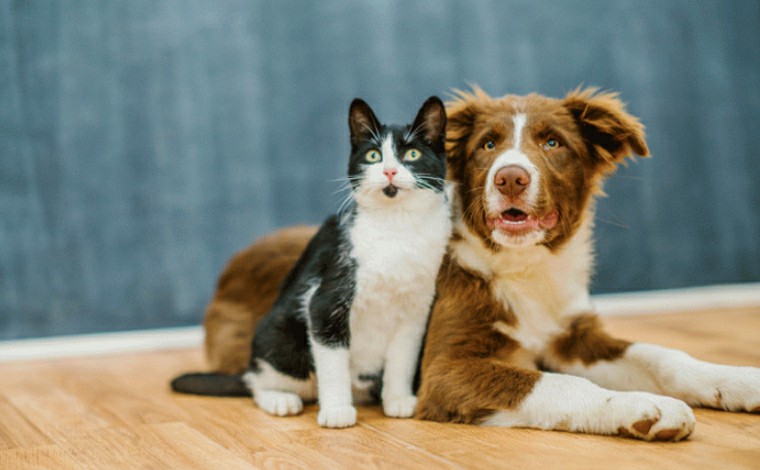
[347,97,447,208]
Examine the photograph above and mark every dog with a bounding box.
[192,87,760,441]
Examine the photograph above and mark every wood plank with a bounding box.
[3,378,112,442]
[0,396,51,450]
[55,422,254,470]
[0,445,80,470]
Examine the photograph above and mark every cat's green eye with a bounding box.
[365,149,381,163]
[404,148,422,161]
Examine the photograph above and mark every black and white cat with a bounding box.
[241,97,451,428]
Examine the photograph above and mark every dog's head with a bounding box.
[446,86,649,249]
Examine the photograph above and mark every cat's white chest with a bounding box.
[346,199,451,380]
[348,200,450,288]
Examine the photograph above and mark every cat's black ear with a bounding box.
[349,99,381,149]
[411,96,446,153]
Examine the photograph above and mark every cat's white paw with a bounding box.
[609,392,695,441]
[255,390,304,417]
[317,405,357,428]
[383,394,417,418]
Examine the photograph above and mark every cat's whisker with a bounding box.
[360,122,382,144]
[330,176,362,183]
[404,125,423,143]
[332,182,355,195]
[336,192,356,215]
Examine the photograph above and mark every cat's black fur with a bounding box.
[249,214,353,379]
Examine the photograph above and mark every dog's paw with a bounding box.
[609,392,695,442]
[317,405,357,428]
[705,366,760,412]
[255,390,304,417]
[382,394,417,418]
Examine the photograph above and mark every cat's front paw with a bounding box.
[383,394,417,418]
[317,405,357,428]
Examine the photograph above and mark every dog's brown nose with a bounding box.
[494,165,531,198]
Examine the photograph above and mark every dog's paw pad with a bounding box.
[632,418,656,435]
[317,405,357,428]
[383,395,417,418]
[255,390,303,416]
[613,393,694,442]
[654,428,682,441]
[699,366,760,412]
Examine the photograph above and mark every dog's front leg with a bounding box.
[545,314,760,412]
[483,372,695,441]
[417,355,695,441]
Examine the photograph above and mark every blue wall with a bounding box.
[2,0,759,339]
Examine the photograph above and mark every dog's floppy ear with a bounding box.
[563,87,649,174]
[445,86,489,180]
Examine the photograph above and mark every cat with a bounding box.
[172,96,451,429]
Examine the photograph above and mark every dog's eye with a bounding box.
[404,148,422,161]
[483,140,496,151]
[543,138,561,150]
[365,149,382,163]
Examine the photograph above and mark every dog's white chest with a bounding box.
[492,244,593,352]
[454,220,594,354]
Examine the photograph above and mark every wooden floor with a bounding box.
[2,308,760,469]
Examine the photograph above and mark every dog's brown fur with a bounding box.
[414,254,542,423]
[204,225,316,373]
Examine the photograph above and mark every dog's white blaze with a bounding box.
[484,113,541,212]
[512,113,527,148]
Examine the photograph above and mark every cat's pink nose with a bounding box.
[384,168,398,182]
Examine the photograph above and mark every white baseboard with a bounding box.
[0,326,203,363]
[1,283,758,362]
[592,283,760,316]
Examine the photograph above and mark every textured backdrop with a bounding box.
[2,0,759,339]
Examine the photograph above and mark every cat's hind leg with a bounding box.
[243,360,316,417]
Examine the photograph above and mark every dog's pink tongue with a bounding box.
[503,211,529,222]
[539,211,559,229]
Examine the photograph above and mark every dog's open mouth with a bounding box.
[489,208,559,233]
[501,208,530,223]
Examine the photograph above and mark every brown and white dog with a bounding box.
[198,87,760,441]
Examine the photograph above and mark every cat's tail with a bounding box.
[170,372,251,397]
